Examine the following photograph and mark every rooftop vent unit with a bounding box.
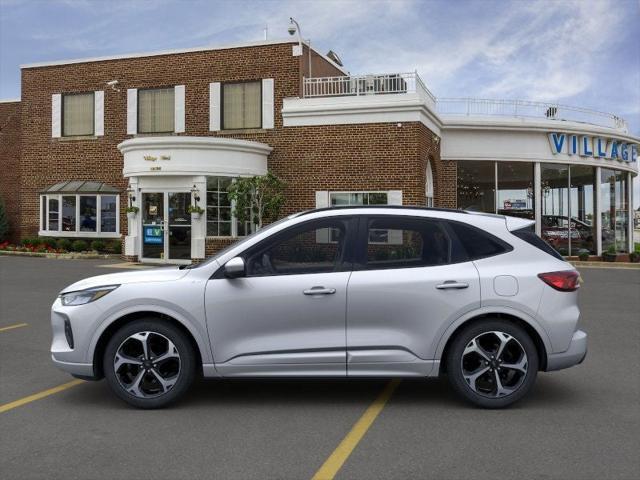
[326,50,343,67]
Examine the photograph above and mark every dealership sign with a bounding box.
[548,133,638,163]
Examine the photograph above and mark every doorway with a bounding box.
[141,192,192,263]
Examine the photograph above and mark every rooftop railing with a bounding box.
[301,74,627,131]
[303,72,436,104]
[436,98,628,131]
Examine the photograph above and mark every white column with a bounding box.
[628,171,633,253]
[124,177,140,258]
[595,167,602,256]
[191,175,207,259]
[534,162,541,236]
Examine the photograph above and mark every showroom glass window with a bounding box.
[222,82,261,130]
[206,177,251,237]
[62,92,94,137]
[457,161,495,213]
[569,165,596,255]
[40,194,119,236]
[541,164,570,255]
[497,162,535,219]
[138,88,175,133]
[601,169,629,253]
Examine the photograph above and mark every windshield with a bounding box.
[183,216,293,269]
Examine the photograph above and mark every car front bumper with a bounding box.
[545,329,587,371]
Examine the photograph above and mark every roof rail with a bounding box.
[295,205,469,217]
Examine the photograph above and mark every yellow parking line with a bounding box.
[0,323,28,332]
[0,379,84,414]
[311,379,401,480]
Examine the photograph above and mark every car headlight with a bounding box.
[60,285,119,306]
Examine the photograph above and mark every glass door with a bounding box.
[142,192,165,260]
[167,192,191,261]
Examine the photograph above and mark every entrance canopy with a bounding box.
[118,136,272,178]
[41,180,120,194]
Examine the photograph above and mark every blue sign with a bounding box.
[144,226,163,245]
[548,132,638,163]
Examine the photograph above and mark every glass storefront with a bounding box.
[457,161,495,212]
[497,162,534,219]
[457,160,631,256]
[601,169,629,253]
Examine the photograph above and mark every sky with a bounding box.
[1,0,639,204]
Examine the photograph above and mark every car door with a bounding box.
[346,215,481,376]
[205,216,356,376]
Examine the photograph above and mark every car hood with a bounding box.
[60,267,190,294]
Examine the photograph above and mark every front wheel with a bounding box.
[103,319,196,409]
[446,319,539,408]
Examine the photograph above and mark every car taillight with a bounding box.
[538,271,581,292]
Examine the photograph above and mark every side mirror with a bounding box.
[223,257,245,278]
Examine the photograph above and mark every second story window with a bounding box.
[222,81,261,130]
[138,87,175,133]
[62,92,94,136]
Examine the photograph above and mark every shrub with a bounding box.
[90,240,106,252]
[71,240,88,252]
[38,237,56,249]
[577,250,589,261]
[107,240,122,254]
[57,238,72,251]
[21,237,36,247]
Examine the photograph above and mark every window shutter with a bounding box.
[315,191,329,208]
[94,91,104,136]
[174,85,185,133]
[262,78,275,129]
[126,88,137,135]
[209,82,221,131]
[387,190,403,205]
[315,191,330,243]
[51,94,61,138]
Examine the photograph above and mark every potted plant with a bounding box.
[126,206,139,221]
[577,249,589,261]
[603,244,617,262]
[187,204,204,219]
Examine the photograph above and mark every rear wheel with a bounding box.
[103,319,196,409]
[446,319,538,408]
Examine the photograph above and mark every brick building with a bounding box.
[0,38,638,262]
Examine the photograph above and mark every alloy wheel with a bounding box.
[460,331,528,398]
[113,331,181,398]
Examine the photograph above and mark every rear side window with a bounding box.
[447,221,512,260]
[512,226,564,260]
[362,217,453,270]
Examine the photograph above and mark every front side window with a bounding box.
[63,92,94,136]
[40,194,119,236]
[206,177,252,237]
[138,88,175,133]
[362,217,452,270]
[330,192,388,206]
[222,81,261,130]
[246,219,350,276]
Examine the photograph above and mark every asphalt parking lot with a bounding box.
[1,256,639,480]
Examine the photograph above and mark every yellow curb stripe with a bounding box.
[0,379,85,414]
[311,379,401,480]
[0,323,28,332]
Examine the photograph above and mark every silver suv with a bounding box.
[51,207,587,408]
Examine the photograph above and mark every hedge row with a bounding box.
[18,237,122,254]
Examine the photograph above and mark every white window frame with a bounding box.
[426,161,434,207]
[39,194,120,238]
[205,177,254,238]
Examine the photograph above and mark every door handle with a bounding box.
[303,286,336,295]
[436,281,469,290]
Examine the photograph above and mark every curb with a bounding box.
[571,261,640,270]
[0,250,120,260]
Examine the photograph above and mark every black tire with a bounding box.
[446,319,539,408]
[103,318,196,409]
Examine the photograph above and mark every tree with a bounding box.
[0,197,8,242]
[227,172,286,230]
